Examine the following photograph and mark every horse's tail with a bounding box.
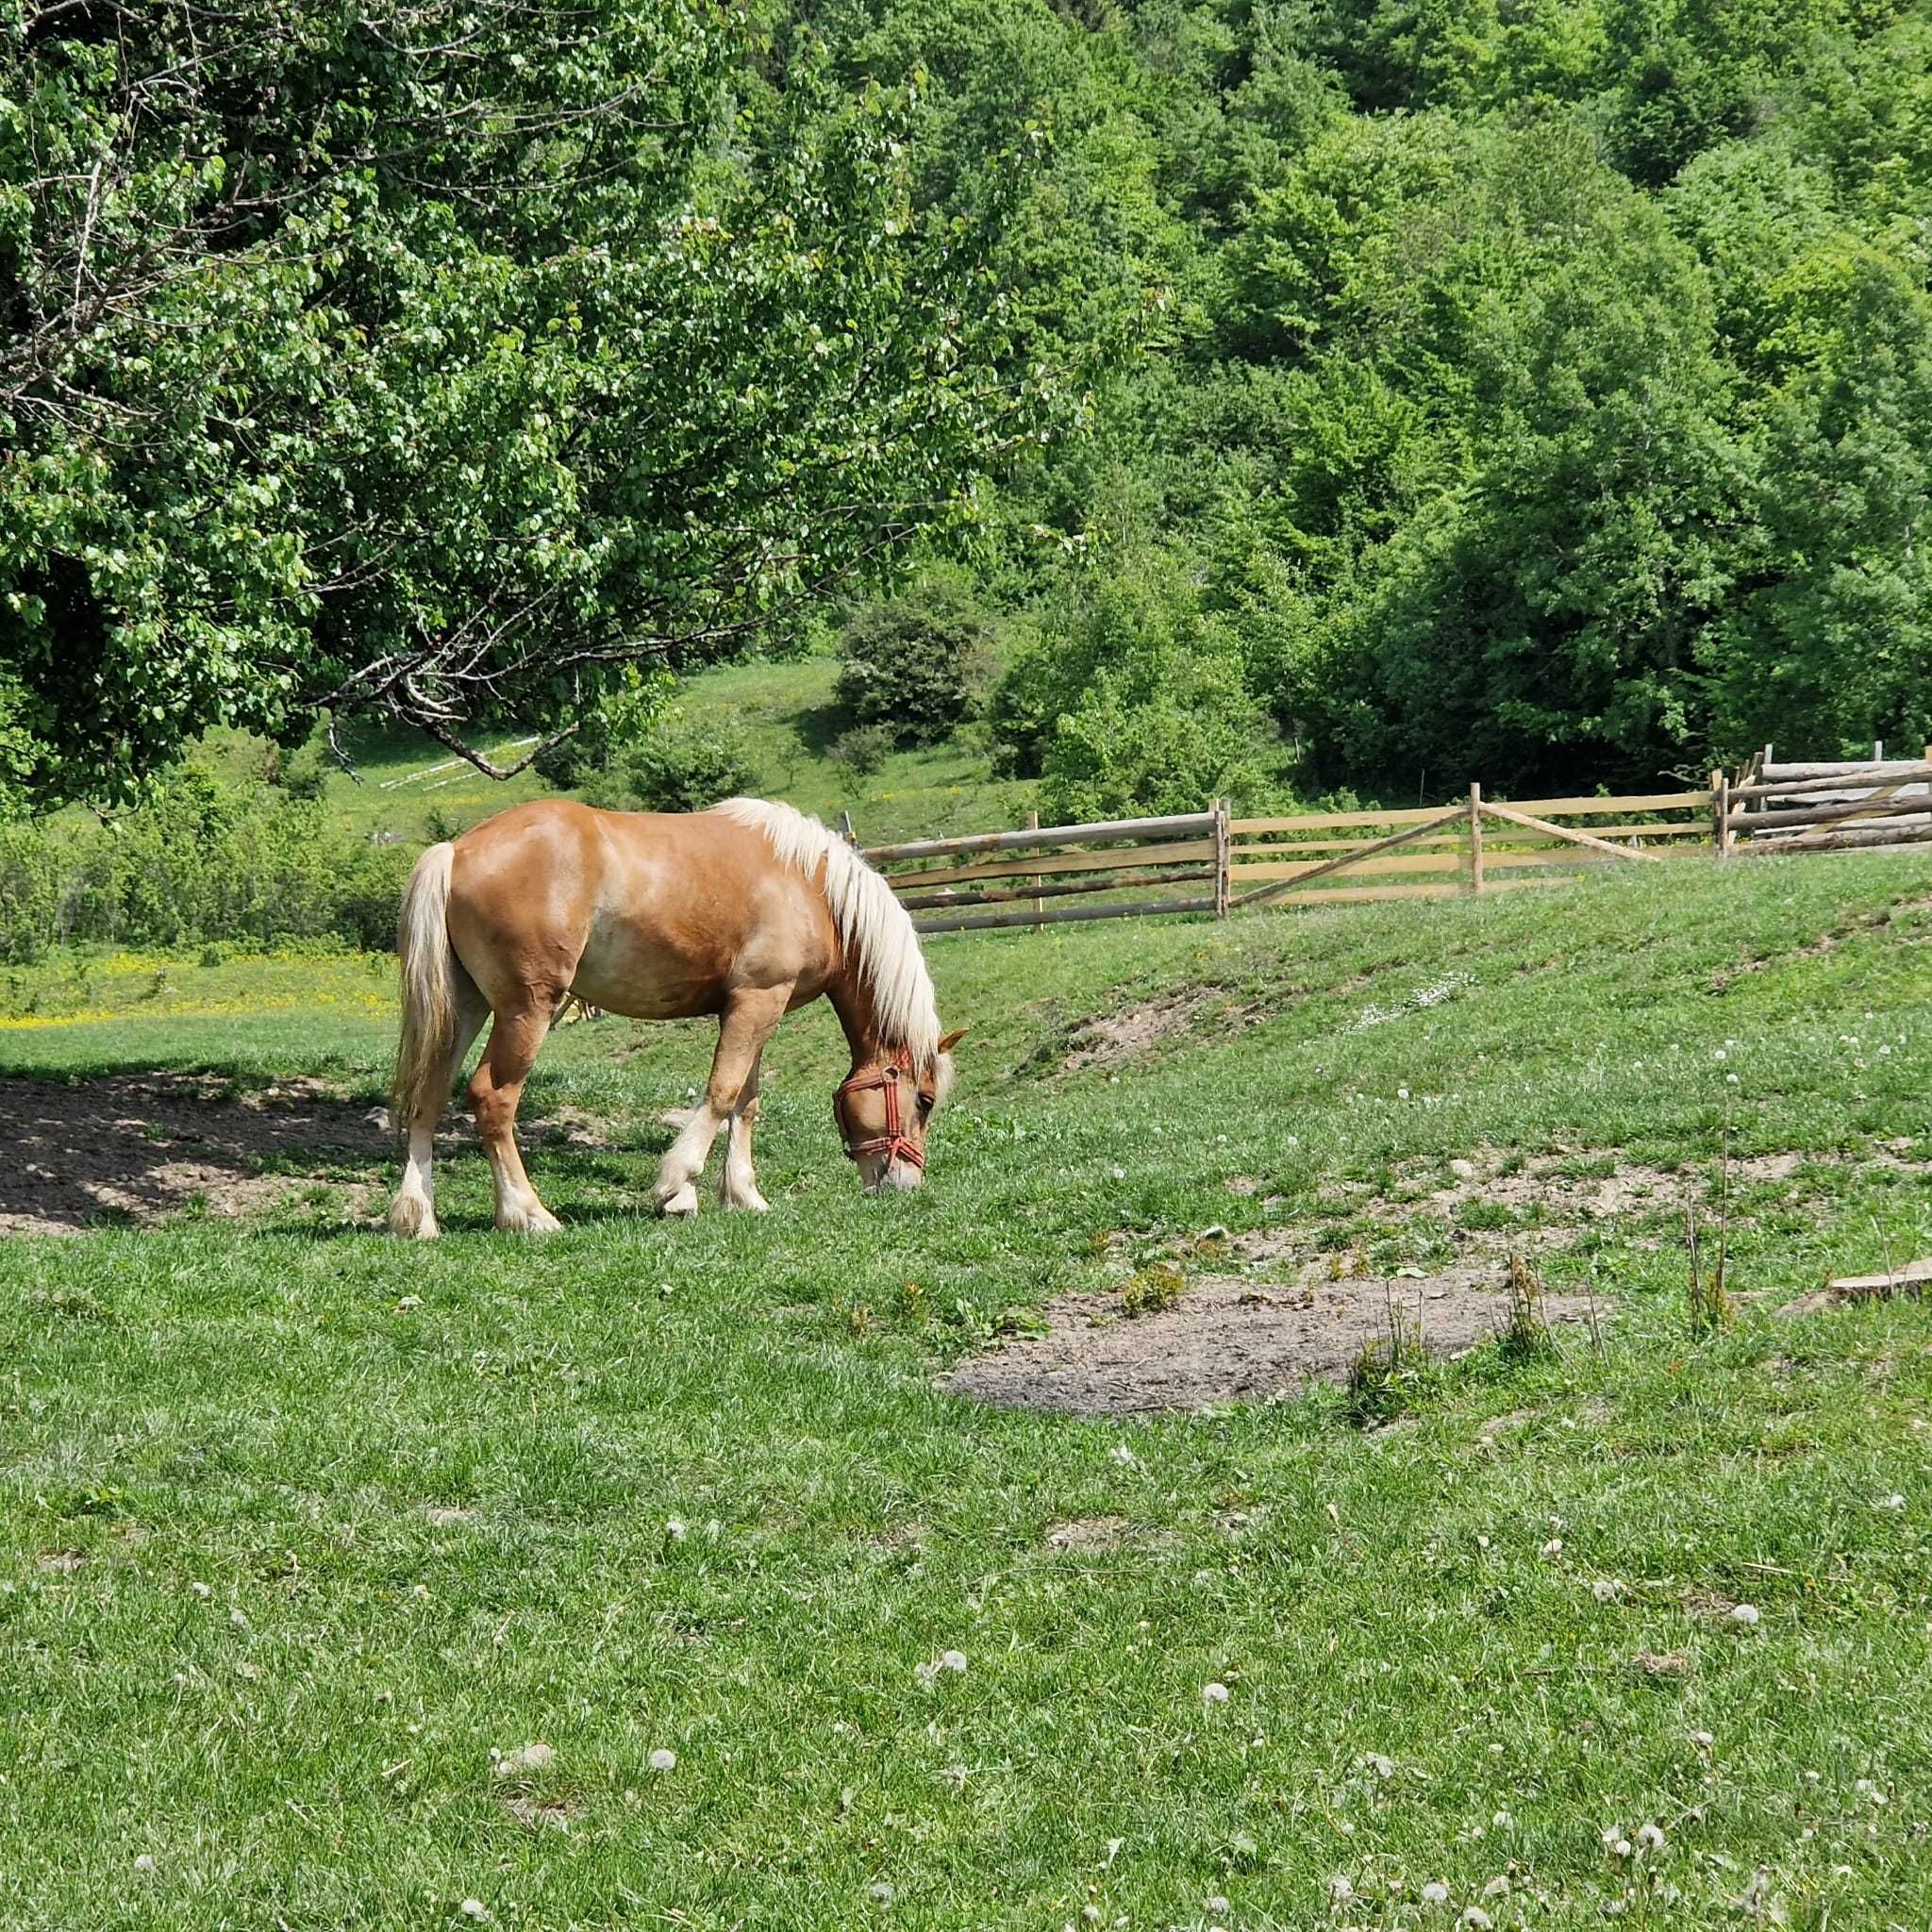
[391,841,458,1130]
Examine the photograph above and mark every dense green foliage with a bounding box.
[832,573,991,747]
[8,0,1930,820]
[594,704,761,815]
[0,765,408,961]
[0,0,1054,811]
[859,0,1932,798]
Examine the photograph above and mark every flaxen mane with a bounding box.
[712,798,944,1072]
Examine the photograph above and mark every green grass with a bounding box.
[189,654,1040,852]
[3,854,1931,1929]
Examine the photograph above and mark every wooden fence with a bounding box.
[1721,743,1932,858]
[860,746,1932,937]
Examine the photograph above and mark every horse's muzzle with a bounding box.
[866,1158,924,1194]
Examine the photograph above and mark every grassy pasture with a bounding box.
[2,854,1930,1930]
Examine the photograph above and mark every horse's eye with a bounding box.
[918,1091,935,1117]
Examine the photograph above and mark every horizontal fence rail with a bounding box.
[850,751,1929,939]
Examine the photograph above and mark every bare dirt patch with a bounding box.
[0,1074,615,1236]
[1060,990,1220,1073]
[938,1266,1605,1418]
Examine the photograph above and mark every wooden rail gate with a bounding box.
[858,746,1932,939]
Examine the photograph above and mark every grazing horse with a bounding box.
[386,797,962,1237]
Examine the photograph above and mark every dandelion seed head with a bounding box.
[1729,1602,1760,1625]
[133,1855,156,1874]
[1202,1681,1230,1705]
[1637,1824,1666,1853]
[1421,1880,1451,1905]
[1328,1874,1354,1902]
[648,1748,676,1772]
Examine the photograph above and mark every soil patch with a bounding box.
[0,1074,614,1236]
[1060,990,1220,1073]
[939,1266,1605,1418]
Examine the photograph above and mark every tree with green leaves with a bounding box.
[0,0,1058,811]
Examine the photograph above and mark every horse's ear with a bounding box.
[937,1027,968,1054]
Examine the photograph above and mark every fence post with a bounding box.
[1028,808,1042,931]
[1711,770,1729,860]
[1213,798,1230,917]
[1466,782,1483,894]
[839,810,857,847]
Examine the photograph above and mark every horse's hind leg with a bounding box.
[470,998,564,1234]
[389,978,489,1240]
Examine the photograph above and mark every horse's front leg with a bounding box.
[655,987,790,1217]
[720,1048,769,1213]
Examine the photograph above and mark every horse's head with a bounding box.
[834,1029,965,1192]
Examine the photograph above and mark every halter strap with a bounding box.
[834,1049,925,1171]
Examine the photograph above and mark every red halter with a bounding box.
[834,1049,925,1172]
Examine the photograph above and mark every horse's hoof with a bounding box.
[388,1195,440,1240]
[659,1183,700,1218]
[724,1189,770,1214]
[497,1205,562,1235]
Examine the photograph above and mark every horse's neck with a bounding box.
[825,956,890,1072]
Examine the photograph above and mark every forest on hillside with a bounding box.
[6,0,1932,820]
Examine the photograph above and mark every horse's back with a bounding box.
[445,801,825,1018]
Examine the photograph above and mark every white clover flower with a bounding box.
[1492,1810,1513,1829]
[1202,1681,1231,1705]
[190,1582,211,1599]
[1725,1073,1740,1086]
[1396,1087,1411,1100]
[492,1741,555,1778]
[647,1748,676,1772]
[1729,1603,1760,1626]
[1421,1881,1451,1906]
[869,1881,893,1903]
[1080,1905,1102,1924]
[1877,1493,1906,1510]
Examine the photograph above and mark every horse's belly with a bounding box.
[569,923,723,1021]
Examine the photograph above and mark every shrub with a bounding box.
[830,724,893,777]
[0,764,414,959]
[615,707,760,814]
[833,575,991,747]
